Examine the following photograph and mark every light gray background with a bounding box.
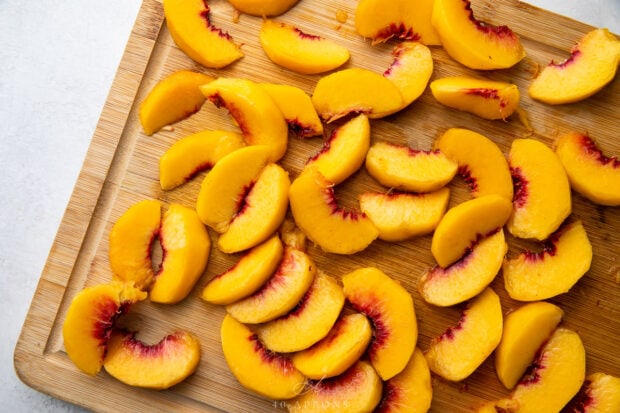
[1,1,618,411]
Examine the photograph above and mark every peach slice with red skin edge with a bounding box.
[431,0,526,70]
[529,28,620,105]
[425,287,503,382]
[62,282,147,376]
[563,372,620,413]
[288,168,379,255]
[227,0,299,17]
[359,187,450,242]
[419,228,507,307]
[259,20,350,75]
[342,267,418,381]
[503,220,593,302]
[102,329,200,390]
[433,128,513,200]
[163,0,243,69]
[555,132,620,206]
[226,246,316,324]
[291,313,373,380]
[365,141,458,193]
[139,70,215,136]
[383,41,434,109]
[220,314,305,400]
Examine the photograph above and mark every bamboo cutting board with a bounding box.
[15,0,619,411]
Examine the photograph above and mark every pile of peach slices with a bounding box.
[61,0,620,411]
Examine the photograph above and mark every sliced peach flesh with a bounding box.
[383,41,434,107]
[563,372,620,413]
[227,0,299,16]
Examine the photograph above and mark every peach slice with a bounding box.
[226,246,316,324]
[163,0,243,69]
[200,77,288,162]
[508,138,572,241]
[359,187,450,242]
[555,132,620,206]
[354,0,441,45]
[102,330,200,389]
[383,42,434,109]
[431,0,526,69]
[220,314,305,400]
[496,328,586,413]
[425,287,503,382]
[305,114,371,185]
[139,70,214,136]
[365,141,458,193]
[431,194,513,268]
[312,67,405,122]
[291,313,373,380]
[217,163,290,253]
[430,76,520,120]
[433,128,513,200]
[287,361,383,413]
[529,28,620,104]
[375,348,433,413]
[563,372,620,413]
[419,228,507,307]
[255,271,345,353]
[201,235,283,305]
[503,220,593,302]
[288,168,379,254]
[495,301,564,390]
[227,0,299,16]
[259,20,350,75]
[159,130,245,190]
[62,282,147,376]
[342,267,417,380]
[258,83,323,138]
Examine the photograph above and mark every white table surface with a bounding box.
[1,1,618,411]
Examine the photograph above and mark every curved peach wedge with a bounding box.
[163,0,243,69]
[343,267,417,380]
[227,0,299,16]
[139,70,214,136]
[383,42,434,108]
[259,20,350,75]
[563,372,620,413]
[102,330,200,389]
[529,28,620,105]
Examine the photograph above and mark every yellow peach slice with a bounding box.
[288,168,379,254]
[200,77,288,162]
[564,372,620,413]
[503,220,593,302]
[305,114,370,185]
[555,132,620,206]
[279,218,307,251]
[355,0,441,45]
[227,0,299,16]
[495,301,564,390]
[508,138,572,240]
[365,141,458,193]
[62,282,147,376]
[220,314,305,400]
[217,163,290,253]
[312,68,405,122]
[291,313,373,380]
[259,20,350,75]
[419,229,507,307]
[529,28,620,104]
[425,287,503,382]
[159,130,245,190]
[102,330,200,389]
[431,0,526,69]
[226,246,316,324]
[343,267,417,380]
[434,128,513,200]
[431,194,513,268]
[201,235,283,305]
[149,204,211,304]
[139,70,214,136]
[163,0,243,69]
[430,76,520,120]
[258,83,323,138]
[383,42,434,108]
[255,271,345,353]
[359,188,450,242]
[288,361,383,413]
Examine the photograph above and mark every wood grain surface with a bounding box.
[14,0,619,411]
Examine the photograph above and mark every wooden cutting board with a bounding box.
[15,0,619,411]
